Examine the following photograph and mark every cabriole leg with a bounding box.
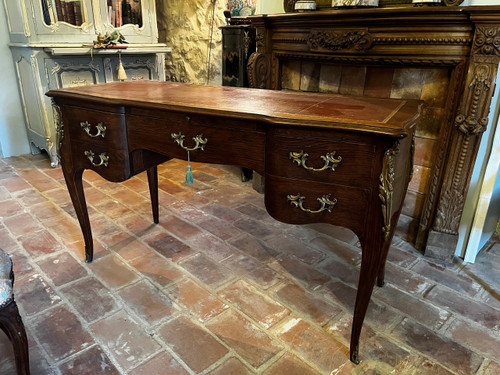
[349,236,385,364]
[62,167,93,262]
[0,300,30,375]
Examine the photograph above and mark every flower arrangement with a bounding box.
[227,0,256,16]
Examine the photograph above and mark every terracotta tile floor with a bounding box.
[1,154,499,375]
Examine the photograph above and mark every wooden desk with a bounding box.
[47,80,421,363]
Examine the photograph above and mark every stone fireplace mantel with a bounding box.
[248,6,500,259]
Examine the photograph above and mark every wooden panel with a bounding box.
[266,134,376,188]
[71,140,131,182]
[126,114,266,174]
[65,106,127,149]
[264,173,370,237]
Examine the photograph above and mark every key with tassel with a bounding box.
[185,150,194,185]
[171,132,207,185]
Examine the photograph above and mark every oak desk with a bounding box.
[47,81,421,363]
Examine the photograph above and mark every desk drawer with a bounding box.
[127,114,266,173]
[264,174,369,236]
[71,141,131,182]
[65,106,127,149]
[266,135,375,188]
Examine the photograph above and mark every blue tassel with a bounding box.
[185,151,194,185]
[185,164,194,185]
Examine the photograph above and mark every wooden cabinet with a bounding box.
[2,0,169,166]
[221,22,256,181]
[221,24,256,87]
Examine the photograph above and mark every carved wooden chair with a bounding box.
[0,249,30,375]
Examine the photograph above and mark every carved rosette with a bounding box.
[379,142,399,241]
[472,27,500,56]
[307,30,373,52]
[247,52,270,89]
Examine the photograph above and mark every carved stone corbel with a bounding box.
[247,52,271,89]
[248,27,271,89]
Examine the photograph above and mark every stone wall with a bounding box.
[156,0,227,85]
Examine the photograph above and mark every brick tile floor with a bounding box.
[1,154,499,374]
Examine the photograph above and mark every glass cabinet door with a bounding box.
[96,0,157,44]
[40,0,86,26]
[34,0,95,42]
[106,0,142,28]
[32,0,156,43]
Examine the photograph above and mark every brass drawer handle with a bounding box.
[84,150,109,167]
[80,121,106,138]
[171,132,207,151]
[287,193,337,214]
[289,150,342,172]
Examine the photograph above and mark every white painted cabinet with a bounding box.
[2,0,169,166]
